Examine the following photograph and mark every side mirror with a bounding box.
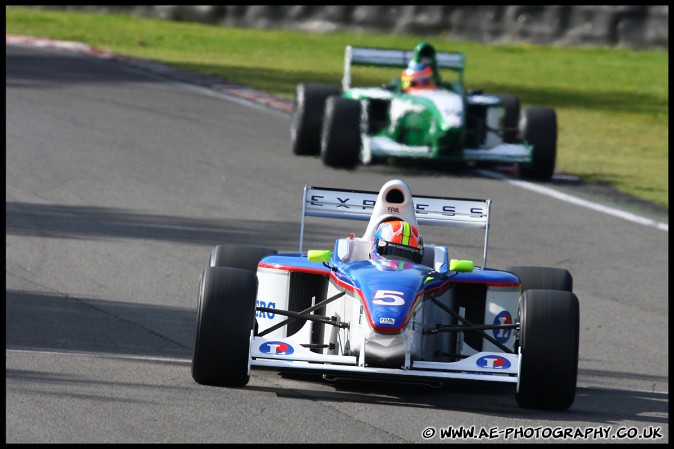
[307,250,332,263]
[450,259,474,272]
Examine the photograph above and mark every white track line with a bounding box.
[6,348,190,364]
[475,169,668,232]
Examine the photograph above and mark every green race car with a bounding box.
[290,42,557,180]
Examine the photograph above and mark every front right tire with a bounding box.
[291,83,341,156]
[209,244,277,270]
[320,96,361,169]
[192,266,258,387]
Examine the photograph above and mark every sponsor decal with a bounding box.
[259,341,294,355]
[372,289,405,306]
[476,355,511,369]
[256,300,276,319]
[492,310,512,343]
[379,317,395,325]
[309,194,376,210]
[308,190,485,220]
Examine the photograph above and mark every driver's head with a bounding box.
[371,219,424,263]
[401,62,436,92]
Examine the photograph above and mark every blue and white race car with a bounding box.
[191,179,579,410]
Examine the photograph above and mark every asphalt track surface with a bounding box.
[5,42,668,444]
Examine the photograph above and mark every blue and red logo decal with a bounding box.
[476,355,511,369]
[259,341,294,355]
[492,310,512,343]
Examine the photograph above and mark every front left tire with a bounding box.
[515,289,579,410]
[507,265,573,292]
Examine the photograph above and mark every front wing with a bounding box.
[249,334,519,384]
[364,136,533,164]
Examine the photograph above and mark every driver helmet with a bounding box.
[371,219,424,264]
[401,62,436,92]
[416,41,437,66]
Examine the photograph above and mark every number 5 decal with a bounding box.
[372,290,405,306]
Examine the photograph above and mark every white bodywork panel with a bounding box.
[255,268,291,339]
[401,89,463,129]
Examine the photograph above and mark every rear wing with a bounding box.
[299,185,492,268]
[342,46,466,90]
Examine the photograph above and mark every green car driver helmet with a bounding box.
[412,41,441,84]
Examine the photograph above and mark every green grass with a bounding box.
[6,7,668,209]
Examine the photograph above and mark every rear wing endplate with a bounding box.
[299,185,492,268]
[342,46,465,90]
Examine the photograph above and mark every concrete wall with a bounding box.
[29,5,669,50]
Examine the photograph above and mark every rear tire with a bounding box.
[321,96,361,169]
[192,267,258,387]
[515,289,579,410]
[494,94,520,143]
[209,244,277,271]
[507,266,573,292]
[518,108,557,181]
[291,83,341,156]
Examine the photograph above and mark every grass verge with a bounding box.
[6,7,668,209]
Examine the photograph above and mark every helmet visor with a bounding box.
[375,239,423,263]
[414,77,434,87]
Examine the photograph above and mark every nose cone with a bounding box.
[364,334,407,368]
[347,259,432,333]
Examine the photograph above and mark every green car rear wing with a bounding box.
[342,45,465,90]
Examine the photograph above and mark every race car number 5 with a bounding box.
[372,289,405,306]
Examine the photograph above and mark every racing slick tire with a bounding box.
[291,83,341,156]
[321,96,361,169]
[517,107,557,181]
[515,289,579,410]
[209,244,278,271]
[192,266,258,387]
[494,94,520,143]
[507,266,573,292]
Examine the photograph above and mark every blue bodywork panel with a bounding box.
[259,251,520,333]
